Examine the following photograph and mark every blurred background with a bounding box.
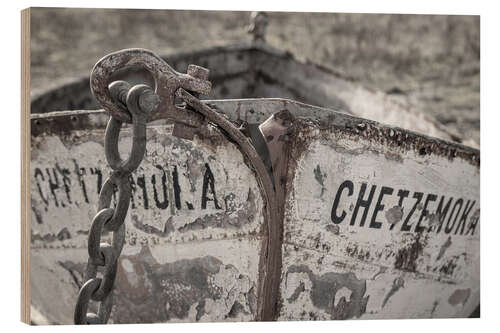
[30,8,480,144]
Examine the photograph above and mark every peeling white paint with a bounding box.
[279,129,479,320]
[334,287,352,307]
[30,124,265,324]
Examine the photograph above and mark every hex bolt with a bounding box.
[187,64,210,82]
[138,89,160,113]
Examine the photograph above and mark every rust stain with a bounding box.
[290,116,479,169]
[394,232,428,272]
[436,236,452,261]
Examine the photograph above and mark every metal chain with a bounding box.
[74,81,158,324]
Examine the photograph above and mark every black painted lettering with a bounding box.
[172,165,182,210]
[90,168,103,194]
[445,199,463,234]
[73,160,89,204]
[151,165,169,209]
[415,193,437,232]
[56,163,72,205]
[201,163,221,210]
[350,183,376,227]
[455,200,475,235]
[34,168,48,207]
[401,192,423,232]
[331,180,354,224]
[370,186,393,229]
[435,196,453,233]
[136,174,149,209]
[46,168,61,207]
[465,210,480,236]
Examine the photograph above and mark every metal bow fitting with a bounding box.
[77,48,282,323]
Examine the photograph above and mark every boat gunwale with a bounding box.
[30,98,480,167]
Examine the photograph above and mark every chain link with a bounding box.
[74,81,153,324]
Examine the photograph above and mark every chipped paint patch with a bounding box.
[282,264,368,320]
[385,206,403,226]
[448,288,471,307]
[32,237,262,324]
[113,246,257,323]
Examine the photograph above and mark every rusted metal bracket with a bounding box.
[249,109,295,320]
[240,111,295,320]
[89,48,293,321]
[90,48,211,127]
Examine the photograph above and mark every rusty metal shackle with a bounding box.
[90,48,211,125]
